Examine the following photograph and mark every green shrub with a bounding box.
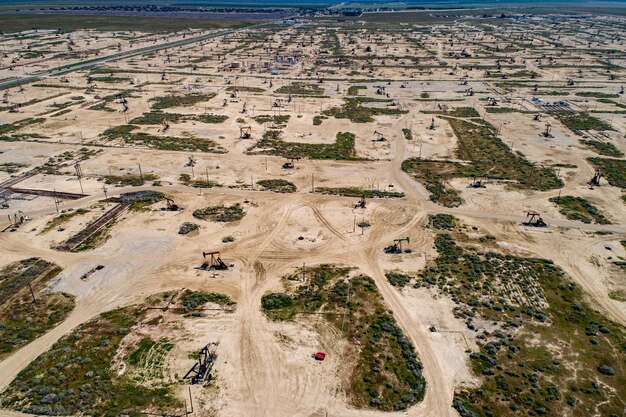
[323,98,407,123]
[549,196,610,224]
[428,214,456,229]
[348,85,367,95]
[248,130,360,160]
[193,203,245,222]
[402,128,413,140]
[178,222,199,235]
[315,187,404,198]
[256,179,297,193]
[557,113,614,132]
[180,290,235,311]
[386,272,412,288]
[275,82,325,96]
[150,93,216,110]
[580,139,623,157]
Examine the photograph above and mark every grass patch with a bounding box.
[549,196,610,224]
[126,337,174,383]
[428,213,456,230]
[0,118,45,136]
[256,179,297,193]
[150,93,216,110]
[103,173,158,187]
[274,82,325,97]
[87,90,138,113]
[253,114,290,126]
[453,107,480,117]
[193,203,245,222]
[402,223,626,417]
[423,107,480,118]
[90,76,131,84]
[0,259,73,357]
[414,232,551,324]
[129,111,227,125]
[41,209,89,234]
[248,130,360,160]
[261,265,425,411]
[580,139,623,157]
[179,290,235,313]
[124,191,166,211]
[323,98,407,123]
[348,85,367,95]
[0,304,182,416]
[587,157,626,188]
[557,113,614,132]
[225,86,265,93]
[313,115,327,125]
[0,258,60,304]
[575,91,620,98]
[402,128,413,140]
[88,102,116,112]
[314,187,404,198]
[402,117,562,207]
[178,222,199,235]
[100,125,226,153]
[179,173,221,188]
[385,272,412,288]
[445,246,626,417]
[0,162,27,174]
[50,109,72,118]
[608,290,626,302]
[484,107,526,113]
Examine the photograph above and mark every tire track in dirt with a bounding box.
[231,194,334,416]
[306,203,348,242]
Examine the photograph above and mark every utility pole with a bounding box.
[311,173,315,192]
[102,184,108,203]
[138,163,144,184]
[53,189,60,213]
[28,282,36,303]
[188,386,194,414]
[74,163,84,194]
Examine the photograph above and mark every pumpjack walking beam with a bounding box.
[522,211,547,227]
[183,342,219,385]
[282,156,301,169]
[239,126,252,139]
[384,237,410,254]
[588,169,602,188]
[201,251,228,270]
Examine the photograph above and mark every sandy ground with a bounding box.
[1,13,626,417]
